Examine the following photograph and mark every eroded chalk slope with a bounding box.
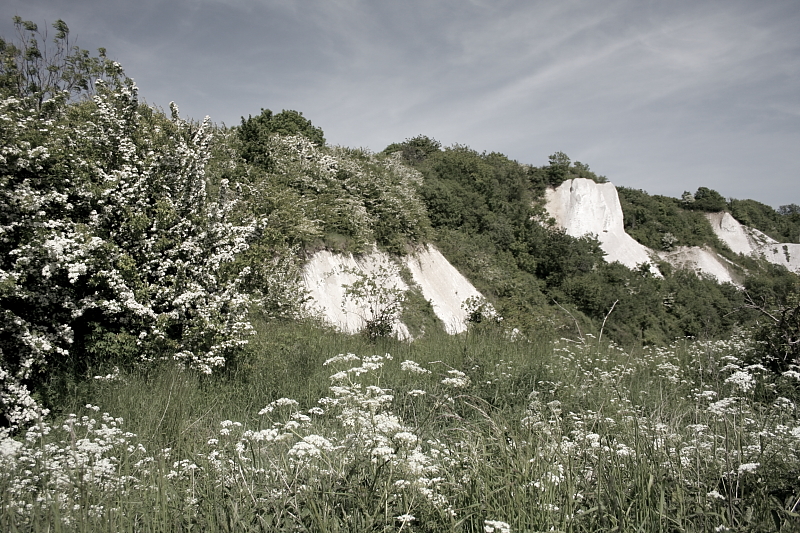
[302,245,482,337]
[544,179,739,284]
[706,212,800,273]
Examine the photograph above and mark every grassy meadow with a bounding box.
[2,320,799,532]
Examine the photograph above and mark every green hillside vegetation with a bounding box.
[729,199,800,243]
[2,18,800,532]
[617,187,723,250]
[382,137,799,347]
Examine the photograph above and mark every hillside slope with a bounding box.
[545,178,800,285]
[544,178,660,275]
[707,212,800,272]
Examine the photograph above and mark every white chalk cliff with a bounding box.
[544,179,661,275]
[302,180,797,337]
[544,178,740,284]
[706,212,800,273]
[302,245,482,337]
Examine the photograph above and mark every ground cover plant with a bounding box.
[2,323,800,532]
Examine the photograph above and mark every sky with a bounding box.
[2,0,799,207]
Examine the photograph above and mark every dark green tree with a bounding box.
[546,151,571,186]
[383,135,442,164]
[685,187,727,212]
[238,108,325,169]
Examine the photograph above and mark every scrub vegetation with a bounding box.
[2,18,800,532]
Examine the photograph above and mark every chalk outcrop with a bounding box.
[706,212,800,273]
[656,246,737,285]
[302,245,482,337]
[544,178,743,284]
[545,179,660,275]
[303,249,411,339]
[401,245,483,334]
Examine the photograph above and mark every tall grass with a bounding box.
[2,322,799,532]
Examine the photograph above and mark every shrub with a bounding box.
[0,64,254,432]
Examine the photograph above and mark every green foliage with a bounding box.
[750,292,800,373]
[0,22,261,430]
[527,151,608,189]
[238,108,325,169]
[341,263,407,341]
[618,187,721,249]
[730,198,800,243]
[235,127,431,254]
[5,324,800,532]
[385,141,750,345]
[682,186,727,212]
[382,134,442,164]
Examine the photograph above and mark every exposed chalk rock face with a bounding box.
[657,246,738,285]
[302,245,483,337]
[545,178,660,275]
[303,249,411,339]
[401,245,482,334]
[706,212,800,273]
[544,178,745,284]
[758,243,800,272]
[706,212,776,256]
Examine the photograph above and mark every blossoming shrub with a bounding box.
[0,78,255,431]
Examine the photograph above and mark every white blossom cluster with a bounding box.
[0,84,256,431]
[0,410,146,522]
[199,352,459,526]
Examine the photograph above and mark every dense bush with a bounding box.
[528,151,608,189]
[238,108,325,170]
[234,133,431,254]
[618,187,722,250]
[729,198,800,243]
[0,26,261,431]
[683,186,728,212]
[384,139,752,345]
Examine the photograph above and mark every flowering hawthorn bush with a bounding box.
[0,78,257,431]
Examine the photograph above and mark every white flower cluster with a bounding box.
[201,352,457,525]
[1,84,256,430]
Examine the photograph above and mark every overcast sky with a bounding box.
[2,0,799,207]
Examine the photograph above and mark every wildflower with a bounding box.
[396,514,415,524]
[401,360,431,374]
[323,353,360,366]
[441,369,471,388]
[725,371,755,393]
[782,370,800,381]
[695,390,718,401]
[708,397,738,416]
[259,398,299,415]
[737,462,759,474]
[484,519,512,533]
[393,431,418,447]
